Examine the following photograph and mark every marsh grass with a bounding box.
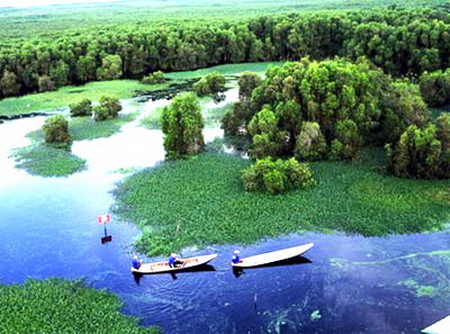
[12,143,86,177]
[0,278,159,333]
[113,148,450,256]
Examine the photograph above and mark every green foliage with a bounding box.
[381,81,430,143]
[0,278,159,333]
[161,92,205,159]
[113,151,450,255]
[222,72,263,136]
[69,98,92,117]
[0,70,20,97]
[1,6,449,100]
[386,115,450,179]
[93,96,122,122]
[243,58,388,159]
[193,72,226,96]
[38,75,56,92]
[243,157,315,194]
[96,54,123,81]
[294,122,327,161]
[142,71,166,84]
[42,115,71,144]
[13,144,86,177]
[248,107,286,159]
[330,119,362,160]
[419,69,450,107]
[238,72,262,101]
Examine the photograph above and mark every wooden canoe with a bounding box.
[131,253,218,274]
[231,243,314,268]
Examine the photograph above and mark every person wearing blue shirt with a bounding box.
[168,253,184,268]
[231,250,242,264]
[132,255,143,269]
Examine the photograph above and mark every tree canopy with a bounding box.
[161,92,205,160]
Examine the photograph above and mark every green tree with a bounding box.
[38,75,56,92]
[96,54,123,81]
[386,124,443,179]
[419,69,450,107]
[381,81,430,143]
[248,107,286,159]
[0,70,21,97]
[42,115,71,144]
[161,92,205,160]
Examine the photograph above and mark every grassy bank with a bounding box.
[0,278,159,333]
[113,148,450,256]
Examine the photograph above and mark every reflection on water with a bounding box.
[0,92,449,334]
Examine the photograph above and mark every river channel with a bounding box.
[0,90,449,334]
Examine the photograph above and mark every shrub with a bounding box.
[42,115,71,144]
[69,98,92,117]
[93,96,122,121]
[242,157,315,194]
[193,72,225,96]
[142,71,166,84]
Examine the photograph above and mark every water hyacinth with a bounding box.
[113,149,450,256]
[0,278,159,333]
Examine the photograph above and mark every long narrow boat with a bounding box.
[131,253,218,274]
[232,243,314,268]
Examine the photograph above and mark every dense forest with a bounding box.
[1,6,450,99]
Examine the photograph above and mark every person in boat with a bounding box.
[132,255,143,269]
[168,253,184,268]
[231,250,242,264]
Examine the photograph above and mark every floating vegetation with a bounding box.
[310,310,322,321]
[399,279,437,297]
[331,249,450,303]
[70,113,138,141]
[12,144,86,177]
[0,278,159,333]
[113,148,450,256]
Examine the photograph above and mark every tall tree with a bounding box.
[161,92,205,160]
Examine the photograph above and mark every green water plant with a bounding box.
[113,150,450,255]
[0,278,159,333]
[12,144,86,177]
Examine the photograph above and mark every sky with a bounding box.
[0,0,121,8]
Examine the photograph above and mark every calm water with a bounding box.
[0,92,449,334]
